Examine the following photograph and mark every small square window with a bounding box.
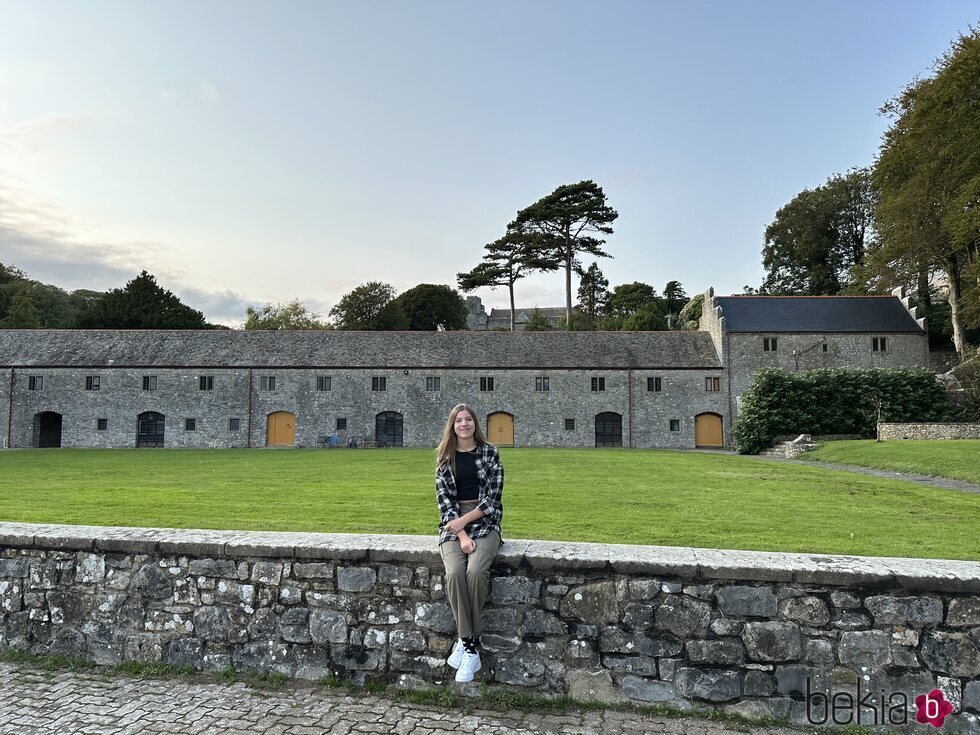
[316,376,331,391]
[228,418,241,431]
[822,343,828,352]
[705,377,720,392]
[336,418,347,430]
[873,337,887,352]
[199,375,214,391]
[260,376,276,391]
[591,377,605,392]
[142,375,157,391]
[764,337,778,352]
[372,376,387,391]
[535,377,550,392]
[564,418,575,431]
[185,418,197,431]
[97,418,108,431]
[669,419,680,432]
[28,376,43,390]
[85,376,101,391]
[480,377,494,392]
[648,377,662,392]
[426,377,441,391]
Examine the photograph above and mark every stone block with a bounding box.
[742,622,803,662]
[76,553,105,583]
[481,607,521,632]
[711,618,744,636]
[568,669,626,704]
[948,597,980,627]
[830,590,861,609]
[414,602,454,634]
[337,567,376,592]
[390,629,426,653]
[805,638,835,664]
[521,609,566,636]
[0,559,29,579]
[964,681,980,713]
[490,576,540,605]
[620,674,677,703]
[622,602,656,630]
[675,667,741,702]
[685,638,746,664]
[865,595,943,626]
[167,638,204,669]
[292,562,334,580]
[628,579,660,599]
[251,561,283,585]
[716,585,777,617]
[132,563,173,600]
[247,608,281,640]
[921,631,980,677]
[378,564,413,586]
[601,654,659,676]
[0,580,23,613]
[494,649,546,687]
[310,610,348,644]
[779,596,829,626]
[744,669,775,696]
[330,644,383,671]
[839,630,892,668]
[655,596,711,638]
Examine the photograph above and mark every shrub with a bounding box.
[732,367,950,454]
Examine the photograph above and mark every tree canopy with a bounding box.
[392,284,468,331]
[575,263,610,330]
[329,281,408,330]
[243,299,328,330]
[511,180,618,329]
[761,168,875,295]
[75,271,208,329]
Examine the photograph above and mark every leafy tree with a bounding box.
[677,293,704,331]
[761,168,875,295]
[329,281,408,330]
[575,263,610,330]
[866,30,980,355]
[621,300,668,331]
[599,282,668,331]
[0,287,40,328]
[663,281,689,315]
[511,180,618,329]
[458,227,557,331]
[243,299,328,330]
[522,307,552,331]
[75,271,207,329]
[0,263,26,285]
[392,284,468,331]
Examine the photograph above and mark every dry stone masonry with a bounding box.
[1,523,979,732]
[878,423,980,440]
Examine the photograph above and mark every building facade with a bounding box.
[0,288,930,450]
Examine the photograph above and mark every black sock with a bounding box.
[462,636,477,654]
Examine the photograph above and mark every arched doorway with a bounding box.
[136,411,166,448]
[267,411,296,446]
[375,411,403,447]
[595,412,623,447]
[486,412,514,447]
[695,413,724,448]
[33,412,63,448]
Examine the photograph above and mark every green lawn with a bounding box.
[804,439,980,485]
[1,448,978,560]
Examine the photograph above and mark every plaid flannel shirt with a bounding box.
[436,442,504,546]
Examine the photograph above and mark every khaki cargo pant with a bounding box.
[439,503,501,639]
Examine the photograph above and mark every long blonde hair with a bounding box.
[436,404,487,476]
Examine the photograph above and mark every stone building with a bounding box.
[0,287,929,451]
[465,297,566,331]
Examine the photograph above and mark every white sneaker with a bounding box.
[447,639,464,669]
[455,650,481,682]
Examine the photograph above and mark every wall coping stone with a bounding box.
[2,522,978,592]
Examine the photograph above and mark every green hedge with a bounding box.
[733,367,950,454]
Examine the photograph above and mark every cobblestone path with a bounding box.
[0,662,811,735]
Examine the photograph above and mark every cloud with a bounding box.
[0,113,87,149]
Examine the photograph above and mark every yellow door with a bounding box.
[695,413,723,448]
[487,412,514,446]
[267,412,295,446]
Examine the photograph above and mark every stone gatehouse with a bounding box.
[0,287,929,450]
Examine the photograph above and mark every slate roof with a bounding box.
[714,296,924,333]
[0,330,722,369]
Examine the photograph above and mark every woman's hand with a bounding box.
[444,517,467,535]
[459,533,476,554]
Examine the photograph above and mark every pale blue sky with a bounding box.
[1,1,977,325]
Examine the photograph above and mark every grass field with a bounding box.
[1,447,978,560]
[804,439,980,484]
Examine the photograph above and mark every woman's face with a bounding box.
[454,410,475,441]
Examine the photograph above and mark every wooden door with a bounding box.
[487,412,514,446]
[267,411,295,446]
[695,413,724,448]
[595,412,623,447]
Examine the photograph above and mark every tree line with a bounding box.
[757,29,980,356]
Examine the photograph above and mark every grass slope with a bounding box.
[1,448,978,560]
[804,439,980,485]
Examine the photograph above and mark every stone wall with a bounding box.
[1,523,979,730]
[4,367,727,450]
[878,423,980,440]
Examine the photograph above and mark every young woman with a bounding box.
[435,404,504,683]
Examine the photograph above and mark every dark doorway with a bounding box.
[33,412,63,448]
[137,411,166,448]
[375,411,404,447]
[595,412,623,447]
